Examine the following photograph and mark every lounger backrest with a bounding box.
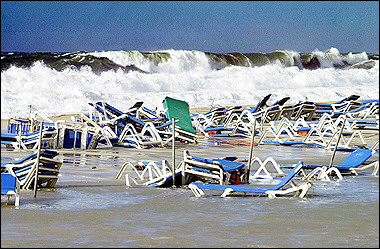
[126,115,146,127]
[129,101,144,110]
[335,95,360,104]
[7,150,58,166]
[250,94,272,113]
[337,149,373,169]
[277,97,290,106]
[212,159,245,173]
[1,173,17,195]
[259,94,272,109]
[7,152,36,165]
[103,102,124,116]
[267,161,303,190]
[190,156,222,170]
[190,156,245,173]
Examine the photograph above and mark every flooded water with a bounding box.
[1,137,379,248]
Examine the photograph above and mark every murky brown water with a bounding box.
[1,137,379,248]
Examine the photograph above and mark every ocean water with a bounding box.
[1,140,379,247]
[1,47,379,248]
[1,47,379,119]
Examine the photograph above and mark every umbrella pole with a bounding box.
[33,122,43,198]
[245,118,256,183]
[172,118,176,187]
[328,116,346,168]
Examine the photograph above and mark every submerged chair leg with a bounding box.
[305,166,343,181]
[297,182,313,198]
[266,182,312,198]
[350,161,379,176]
[221,188,234,197]
[305,167,330,181]
[15,181,20,206]
[188,184,205,197]
[125,173,140,187]
[325,167,343,181]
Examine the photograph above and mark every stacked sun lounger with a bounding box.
[257,109,377,151]
[81,97,198,149]
[178,150,246,185]
[191,94,378,141]
[2,149,62,190]
[191,94,317,138]
[1,118,58,150]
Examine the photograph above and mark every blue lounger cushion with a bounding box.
[190,156,244,173]
[262,140,306,146]
[191,181,269,193]
[5,150,58,167]
[1,173,17,195]
[204,126,229,132]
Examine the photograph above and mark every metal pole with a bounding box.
[28,105,32,119]
[328,116,346,168]
[33,122,43,198]
[172,118,176,187]
[245,118,256,183]
[18,123,22,151]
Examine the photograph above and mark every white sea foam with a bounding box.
[1,49,379,119]
[312,48,369,68]
[90,49,217,73]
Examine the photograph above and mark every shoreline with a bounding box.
[2,98,378,131]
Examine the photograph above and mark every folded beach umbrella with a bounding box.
[163,96,197,134]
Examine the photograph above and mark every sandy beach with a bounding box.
[1,103,379,248]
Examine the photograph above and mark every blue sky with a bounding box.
[1,1,379,53]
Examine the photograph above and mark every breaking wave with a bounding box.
[1,47,379,119]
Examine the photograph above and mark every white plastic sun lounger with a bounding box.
[280,149,377,181]
[188,161,311,198]
[178,150,246,185]
[4,150,62,190]
[115,160,182,187]
[2,127,57,150]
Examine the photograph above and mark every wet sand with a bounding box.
[1,107,379,248]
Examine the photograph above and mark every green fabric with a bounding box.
[164,97,197,134]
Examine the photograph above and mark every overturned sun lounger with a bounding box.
[178,150,246,185]
[115,160,182,187]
